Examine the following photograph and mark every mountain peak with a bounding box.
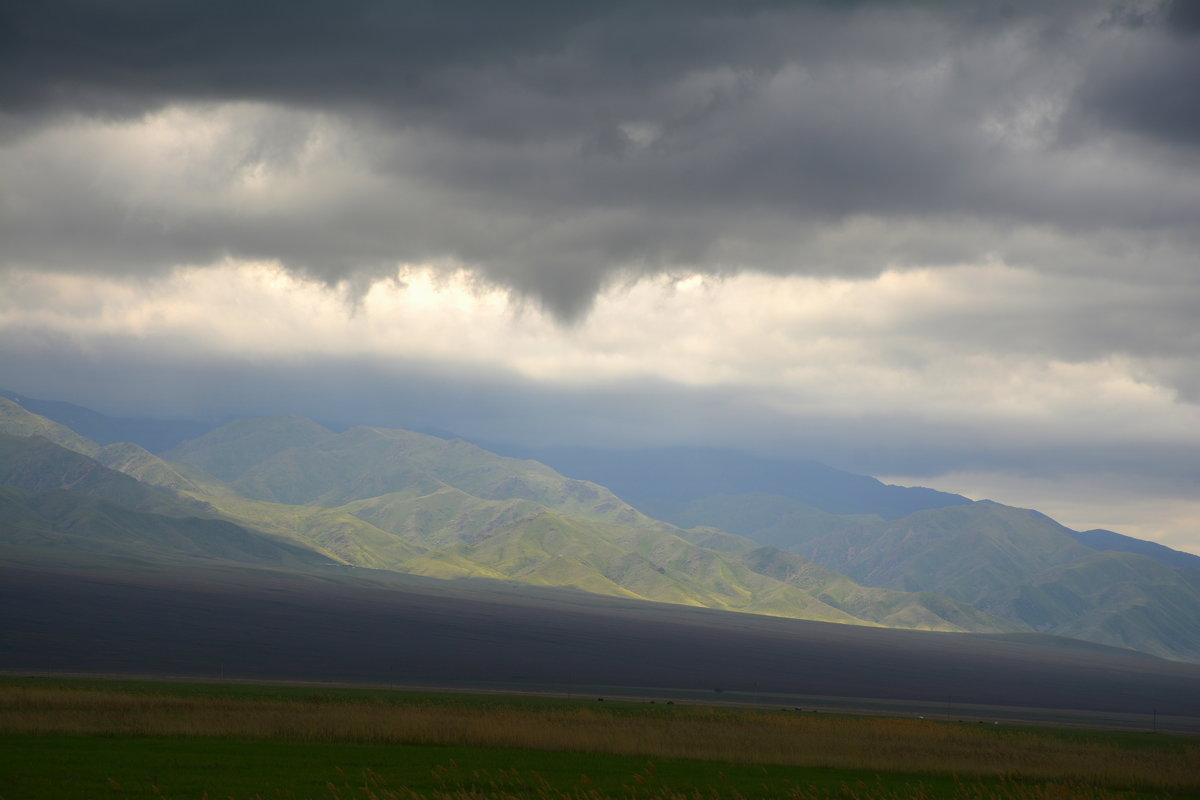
[164,414,335,481]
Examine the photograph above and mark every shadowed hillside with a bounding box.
[687,495,1200,660]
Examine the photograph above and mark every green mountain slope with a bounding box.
[0,433,213,518]
[201,492,428,568]
[333,484,1013,627]
[0,484,332,570]
[695,495,1200,660]
[790,501,1093,606]
[175,422,656,527]
[0,429,371,571]
[161,417,1021,632]
[83,429,432,568]
[667,492,883,549]
[334,484,869,621]
[982,551,1200,660]
[1069,528,1200,571]
[338,486,546,548]
[95,441,210,494]
[397,506,869,622]
[164,414,336,481]
[6,404,1197,658]
[0,412,875,624]
[0,397,99,456]
[673,526,762,552]
[737,546,1022,634]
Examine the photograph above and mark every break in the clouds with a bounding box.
[1,1,1198,550]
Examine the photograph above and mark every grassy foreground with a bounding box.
[0,677,1196,799]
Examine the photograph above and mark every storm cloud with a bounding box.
[3,0,1198,318]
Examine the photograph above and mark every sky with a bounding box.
[1,0,1198,552]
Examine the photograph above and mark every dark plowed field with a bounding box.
[4,562,1199,726]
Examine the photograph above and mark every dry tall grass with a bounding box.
[2,685,1196,794]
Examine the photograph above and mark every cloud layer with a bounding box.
[3,1,1198,317]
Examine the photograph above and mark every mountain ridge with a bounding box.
[0,390,211,452]
[3,396,1198,660]
[0,412,1018,636]
[480,442,972,520]
[1069,527,1200,571]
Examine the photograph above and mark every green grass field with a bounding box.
[1,676,1196,799]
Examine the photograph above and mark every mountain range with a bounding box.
[1,392,1198,663]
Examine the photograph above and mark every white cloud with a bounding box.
[4,258,1196,441]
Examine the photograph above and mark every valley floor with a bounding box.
[1,677,1197,800]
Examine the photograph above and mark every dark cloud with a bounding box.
[1071,2,1200,150]
[1,0,782,124]
[1166,0,1200,34]
[2,0,1198,319]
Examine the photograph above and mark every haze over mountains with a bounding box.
[2,391,1199,667]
